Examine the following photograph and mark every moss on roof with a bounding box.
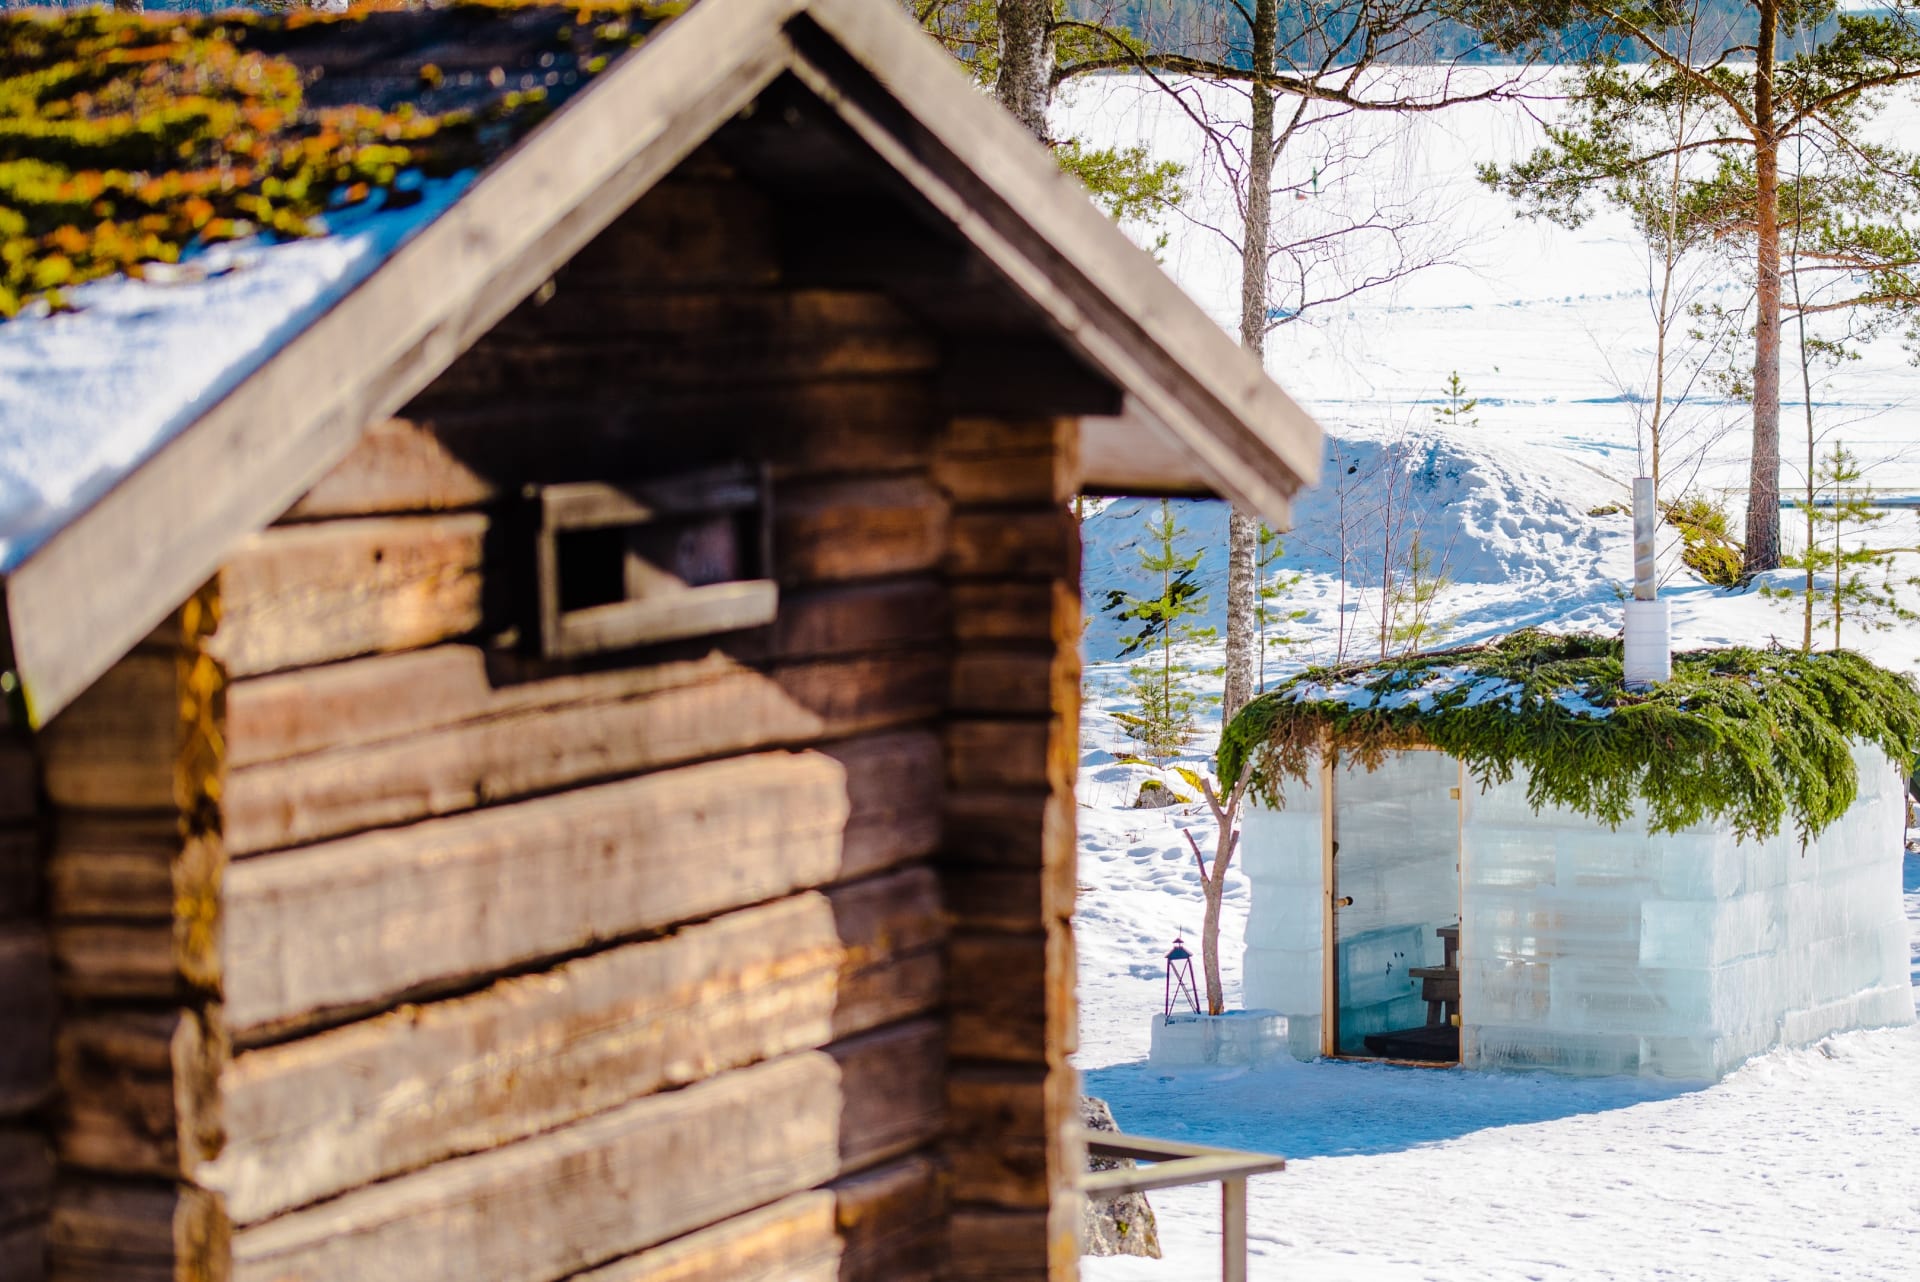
[1218,630,1920,843]
[0,0,677,317]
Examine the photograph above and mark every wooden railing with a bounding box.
[1078,1130,1287,1282]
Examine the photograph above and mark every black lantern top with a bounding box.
[1163,935,1200,1017]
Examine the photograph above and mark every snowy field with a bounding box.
[1061,72,1920,1280]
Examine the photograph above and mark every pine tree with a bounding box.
[1476,0,1920,575]
[1106,500,1212,764]
[1432,371,1479,431]
[1386,532,1454,654]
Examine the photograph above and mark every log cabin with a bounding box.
[0,0,1323,1278]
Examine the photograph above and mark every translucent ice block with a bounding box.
[1242,743,1915,1076]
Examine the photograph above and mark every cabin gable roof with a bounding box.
[0,0,1323,726]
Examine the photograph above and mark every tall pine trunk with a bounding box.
[995,0,1052,139]
[1745,0,1784,575]
[1222,0,1277,728]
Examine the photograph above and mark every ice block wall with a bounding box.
[1462,743,1914,1079]
[1240,766,1327,1061]
[1241,744,1914,1076]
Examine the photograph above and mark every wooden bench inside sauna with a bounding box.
[1363,925,1460,1063]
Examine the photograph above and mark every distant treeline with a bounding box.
[1062,0,1844,67]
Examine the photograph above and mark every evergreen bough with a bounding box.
[1218,630,1920,843]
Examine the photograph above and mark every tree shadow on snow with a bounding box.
[1081,1055,1705,1162]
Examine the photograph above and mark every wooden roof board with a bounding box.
[1,0,1325,726]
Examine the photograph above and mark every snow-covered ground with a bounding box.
[1063,72,1920,1280]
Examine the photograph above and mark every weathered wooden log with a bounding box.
[940,418,1061,455]
[48,1180,229,1282]
[1047,917,1080,1065]
[105,483,954,696]
[46,818,211,922]
[61,869,944,1222]
[948,1065,1050,1210]
[933,451,1063,505]
[178,579,938,777]
[831,1156,943,1282]
[0,828,40,923]
[948,719,1059,794]
[0,1127,52,1279]
[50,727,944,1015]
[943,866,1043,934]
[60,746,842,1022]
[945,1208,1052,1282]
[494,286,922,349]
[224,1053,842,1282]
[281,418,495,521]
[775,477,948,586]
[951,583,1062,646]
[567,1191,840,1282]
[223,748,846,1035]
[941,789,1077,928]
[827,868,943,1036]
[213,893,841,1220]
[434,303,937,398]
[950,651,1054,716]
[0,1221,45,1282]
[948,932,1047,1066]
[552,174,781,290]
[56,1008,224,1183]
[829,1020,944,1173]
[769,580,947,666]
[403,378,941,486]
[0,930,52,1117]
[224,652,940,855]
[214,515,487,678]
[0,741,39,826]
[944,511,1077,581]
[48,641,941,862]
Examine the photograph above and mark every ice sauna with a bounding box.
[1241,743,1914,1078]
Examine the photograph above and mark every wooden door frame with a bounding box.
[1319,743,1466,1064]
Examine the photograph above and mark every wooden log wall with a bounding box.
[29,154,999,1282]
[0,735,50,1282]
[937,417,1084,1281]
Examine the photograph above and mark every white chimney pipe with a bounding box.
[1623,476,1671,688]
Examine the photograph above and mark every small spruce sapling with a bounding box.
[1386,531,1454,654]
[1104,500,1213,764]
[1763,443,1917,650]
[1433,371,1479,431]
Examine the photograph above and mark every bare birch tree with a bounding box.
[1181,762,1256,1015]
[1053,1,1535,731]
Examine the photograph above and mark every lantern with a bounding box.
[1164,936,1200,1017]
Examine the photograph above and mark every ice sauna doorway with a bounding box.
[1326,749,1465,1063]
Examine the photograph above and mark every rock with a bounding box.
[1080,1096,1161,1258]
[1132,779,1185,809]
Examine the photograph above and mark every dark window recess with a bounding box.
[534,463,776,659]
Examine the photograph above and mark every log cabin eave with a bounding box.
[0,0,1322,730]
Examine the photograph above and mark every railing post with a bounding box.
[1077,1129,1282,1282]
[1223,1175,1248,1282]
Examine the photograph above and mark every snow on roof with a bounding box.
[0,177,465,570]
[0,1,666,570]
